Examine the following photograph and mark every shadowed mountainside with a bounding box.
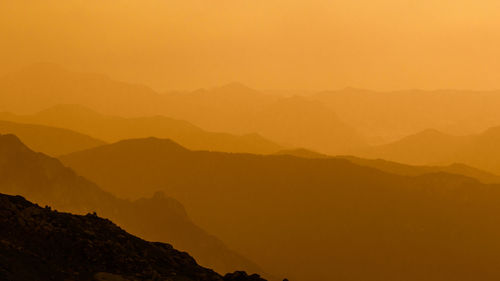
[61,137,500,281]
[0,119,105,156]
[0,134,264,277]
[0,193,266,281]
[0,104,283,154]
[358,126,500,174]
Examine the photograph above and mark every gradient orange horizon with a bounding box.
[2,0,500,92]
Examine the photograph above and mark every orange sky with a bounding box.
[1,0,500,91]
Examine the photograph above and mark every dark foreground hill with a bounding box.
[0,193,266,281]
[0,134,264,277]
[61,137,500,281]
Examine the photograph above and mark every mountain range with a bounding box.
[0,119,105,156]
[0,134,265,277]
[358,126,500,174]
[0,193,266,281]
[277,148,500,184]
[0,104,283,154]
[0,64,365,154]
[61,137,500,281]
[312,88,500,143]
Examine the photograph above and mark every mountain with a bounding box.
[248,96,366,154]
[358,129,471,165]
[0,134,264,277]
[0,65,364,154]
[277,148,500,184]
[0,193,266,281]
[337,156,500,185]
[0,119,105,156]
[0,63,163,117]
[312,88,500,143]
[161,83,280,134]
[61,137,500,281]
[274,148,329,159]
[0,104,283,154]
[358,126,500,174]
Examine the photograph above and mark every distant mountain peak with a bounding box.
[417,128,448,137]
[212,82,262,96]
[109,137,189,153]
[217,82,254,91]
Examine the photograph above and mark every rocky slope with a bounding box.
[61,137,500,281]
[0,134,264,277]
[0,193,266,281]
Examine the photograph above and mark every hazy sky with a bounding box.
[1,0,500,91]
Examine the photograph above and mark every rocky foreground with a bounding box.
[0,193,267,281]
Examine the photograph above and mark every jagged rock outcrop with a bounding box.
[0,193,267,281]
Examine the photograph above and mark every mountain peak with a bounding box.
[72,137,190,157]
[0,134,29,152]
[211,82,263,97]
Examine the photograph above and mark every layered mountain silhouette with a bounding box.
[0,134,264,277]
[0,193,266,281]
[337,155,500,184]
[275,148,329,159]
[162,82,279,134]
[0,104,283,154]
[247,96,365,154]
[0,64,364,154]
[0,63,163,117]
[359,126,500,174]
[62,137,500,281]
[313,88,500,143]
[277,148,500,184]
[0,119,105,156]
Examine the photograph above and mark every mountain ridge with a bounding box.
[0,133,266,277]
[0,192,267,281]
[60,136,500,281]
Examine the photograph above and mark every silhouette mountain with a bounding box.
[358,129,470,165]
[0,134,264,277]
[0,65,364,154]
[0,119,105,156]
[337,156,500,184]
[359,126,500,174]
[0,193,267,281]
[274,148,329,159]
[277,148,500,184]
[162,83,279,134]
[61,137,500,281]
[313,88,500,143]
[0,63,163,117]
[248,96,365,154]
[0,104,283,154]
